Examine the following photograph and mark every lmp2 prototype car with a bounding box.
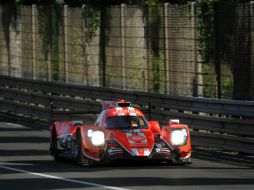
[49,100,191,166]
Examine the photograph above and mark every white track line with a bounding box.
[0,163,131,190]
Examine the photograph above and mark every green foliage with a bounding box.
[196,0,218,3]
[51,5,60,81]
[222,77,233,98]
[0,0,244,98]
[202,64,216,97]
[16,0,58,5]
[64,0,86,7]
[86,7,100,42]
[148,5,161,56]
[63,0,145,7]
[146,0,160,6]
[151,54,161,92]
[196,0,215,64]
[37,4,60,81]
[202,62,233,99]
[147,4,163,92]
[196,0,238,99]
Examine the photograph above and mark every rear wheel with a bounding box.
[75,130,97,167]
[50,127,61,161]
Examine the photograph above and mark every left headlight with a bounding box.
[170,129,188,146]
[88,130,105,146]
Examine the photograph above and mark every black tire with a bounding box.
[169,157,192,165]
[186,157,192,164]
[50,127,61,161]
[75,130,97,167]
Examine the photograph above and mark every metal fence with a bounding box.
[0,75,253,154]
[0,2,253,100]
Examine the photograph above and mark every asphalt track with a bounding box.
[0,122,254,190]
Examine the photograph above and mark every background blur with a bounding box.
[0,0,253,100]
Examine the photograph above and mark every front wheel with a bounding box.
[185,157,192,164]
[75,130,97,167]
[168,157,192,165]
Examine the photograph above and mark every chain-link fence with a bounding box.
[0,2,253,100]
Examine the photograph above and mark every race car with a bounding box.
[49,100,191,166]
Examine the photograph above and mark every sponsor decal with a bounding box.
[126,131,147,146]
[128,135,145,142]
[60,123,70,135]
[132,148,150,156]
[128,107,137,116]
[112,107,139,116]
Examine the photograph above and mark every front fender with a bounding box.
[161,124,191,159]
[79,126,105,161]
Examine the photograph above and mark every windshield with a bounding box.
[106,116,148,129]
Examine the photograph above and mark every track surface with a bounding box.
[0,122,254,190]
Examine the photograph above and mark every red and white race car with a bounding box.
[49,100,191,166]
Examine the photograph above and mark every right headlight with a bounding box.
[87,130,105,146]
[170,129,188,146]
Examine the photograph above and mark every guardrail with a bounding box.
[0,75,254,154]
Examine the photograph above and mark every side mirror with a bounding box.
[148,121,161,134]
[169,119,180,125]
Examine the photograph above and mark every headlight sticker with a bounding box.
[88,130,105,146]
[171,128,188,146]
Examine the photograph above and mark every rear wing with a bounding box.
[102,100,131,110]
[49,101,98,122]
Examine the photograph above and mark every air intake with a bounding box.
[117,102,131,107]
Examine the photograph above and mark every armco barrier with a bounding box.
[0,75,254,154]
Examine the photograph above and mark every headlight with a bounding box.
[88,130,105,146]
[170,129,188,146]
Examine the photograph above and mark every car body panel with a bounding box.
[80,126,105,161]
[161,124,191,160]
[106,129,154,157]
[49,100,192,164]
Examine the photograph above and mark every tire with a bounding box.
[75,130,97,167]
[186,157,192,164]
[169,157,192,165]
[50,127,61,161]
